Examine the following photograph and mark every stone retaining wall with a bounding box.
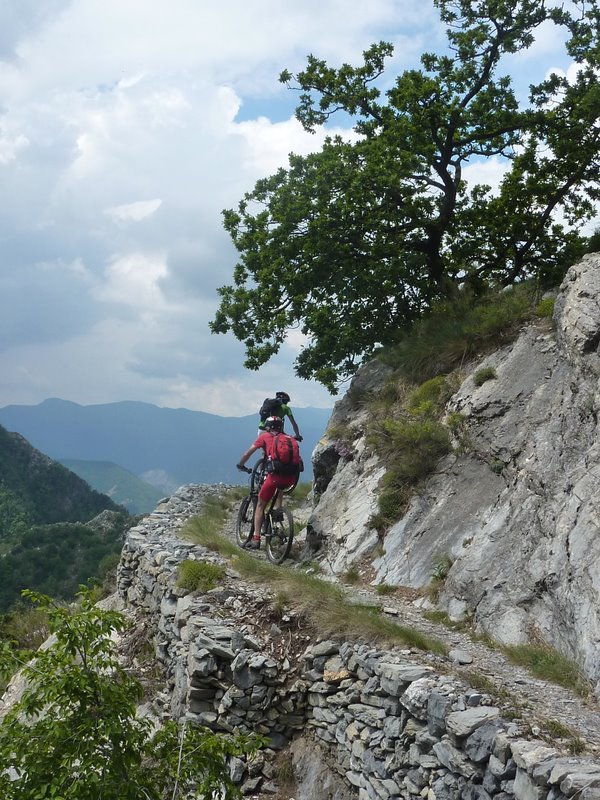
[117,486,600,799]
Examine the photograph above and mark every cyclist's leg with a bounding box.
[253,475,278,541]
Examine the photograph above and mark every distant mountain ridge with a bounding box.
[58,459,165,515]
[0,422,130,611]
[0,398,332,490]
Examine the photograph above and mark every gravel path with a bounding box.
[221,500,600,757]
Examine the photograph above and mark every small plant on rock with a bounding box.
[177,559,226,592]
[534,297,555,318]
[473,366,497,387]
[426,554,454,603]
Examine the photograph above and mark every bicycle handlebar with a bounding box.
[237,464,252,474]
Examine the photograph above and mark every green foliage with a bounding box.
[380,287,532,383]
[368,374,455,529]
[501,641,591,698]
[473,366,497,387]
[534,297,556,318]
[375,583,396,596]
[177,559,226,592]
[380,419,452,482]
[0,589,262,800]
[406,375,455,417]
[426,554,454,603]
[489,458,505,474]
[212,3,600,389]
[0,518,129,612]
[342,566,360,585]
[0,603,49,650]
[446,411,468,437]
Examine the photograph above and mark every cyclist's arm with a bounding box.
[288,413,302,440]
[237,443,260,468]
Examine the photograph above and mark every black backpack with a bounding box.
[259,397,283,422]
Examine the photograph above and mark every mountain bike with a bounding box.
[236,461,294,564]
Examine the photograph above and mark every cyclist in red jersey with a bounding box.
[237,416,298,549]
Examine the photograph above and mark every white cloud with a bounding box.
[0,0,589,416]
[105,199,162,222]
[462,157,510,195]
[95,252,170,311]
[0,131,29,164]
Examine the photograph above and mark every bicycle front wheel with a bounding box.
[236,495,255,547]
[265,507,294,564]
[250,458,266,494]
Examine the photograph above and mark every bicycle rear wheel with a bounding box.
[265,507,294,564]
[236,495,255,547]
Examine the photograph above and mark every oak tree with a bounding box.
[212,0,600,390]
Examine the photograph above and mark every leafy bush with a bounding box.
[342,567,360,585]
[405,375,455,417]
[177,559,226,592]
[426,554,454,603]
[473,366,497,386]
[0,589,262,799]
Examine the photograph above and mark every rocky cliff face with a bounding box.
[310,253,600,692]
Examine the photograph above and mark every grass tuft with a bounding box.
[473,366,497,387]
[501,642,591,698]
[379,285,534,384]
[177,560,226,592]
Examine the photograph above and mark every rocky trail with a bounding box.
[220,495,600,758]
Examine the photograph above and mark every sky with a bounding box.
[0,0,588,416]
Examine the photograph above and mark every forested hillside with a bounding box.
[0,424,131,611]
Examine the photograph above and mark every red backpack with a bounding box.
[266,433,303,477]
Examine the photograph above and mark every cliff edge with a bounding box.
[309,253,600,693]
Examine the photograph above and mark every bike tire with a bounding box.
[236,495,255,547]
[250,458,266,494]
[265,506,294,564]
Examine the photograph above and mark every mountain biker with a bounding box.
[258,391,303,441]
[236,415,301,550]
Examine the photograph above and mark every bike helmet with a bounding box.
[264,415,284,432]
[276,391,290,403]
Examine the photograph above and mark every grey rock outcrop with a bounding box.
[310,253,600,693]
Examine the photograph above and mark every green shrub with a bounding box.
[380,286,533,383]
[489,458,505,474]
[534,297,555,317]
[375,583,396,596]
[379,418,452,482]
[177,560,226,592]
[343,566,361,585]
[473,366,497,386]
[0,589,262,799]
[426,554,454,603]
[406,375,454,417]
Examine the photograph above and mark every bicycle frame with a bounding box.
[236,456,294,562]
